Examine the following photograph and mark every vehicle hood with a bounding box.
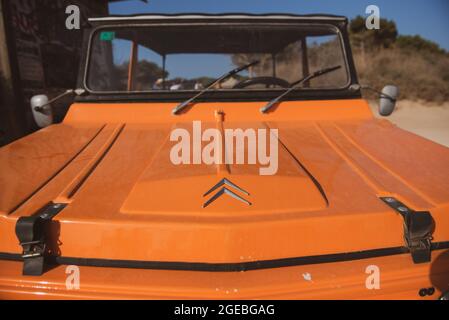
[1,100,449,263]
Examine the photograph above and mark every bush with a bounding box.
[396,35,447,55]
[354,47,449,103]
[350,17,449,103]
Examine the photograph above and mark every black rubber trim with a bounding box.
[75,91,361,104]
[1,242,448,272]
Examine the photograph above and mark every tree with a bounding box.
[396,35,446,55]
[113,60,169,90]
[135,60,169,85]
[349,15,398,49]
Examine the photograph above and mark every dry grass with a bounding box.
[355,48,449,103]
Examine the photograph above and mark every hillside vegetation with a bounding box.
[350,16,449,103]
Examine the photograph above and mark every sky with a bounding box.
[107,0,449,80]
[109,0,449,51]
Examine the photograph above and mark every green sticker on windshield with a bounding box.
[100,31,115,41]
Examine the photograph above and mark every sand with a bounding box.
[369,100,449,148]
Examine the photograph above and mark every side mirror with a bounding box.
[31,94,53,128]
[379,85,399,117]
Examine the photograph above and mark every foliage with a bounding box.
[350,17,449,103]
[396,35,447,55]
[134,60,169,87]
[350,15,398,48]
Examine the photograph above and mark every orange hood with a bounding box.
[1,99,449,264]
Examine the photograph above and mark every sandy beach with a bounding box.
[369,100,449,148]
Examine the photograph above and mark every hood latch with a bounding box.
[15,203,67,276]
[380,197,434,264]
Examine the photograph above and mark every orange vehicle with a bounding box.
[0,14,448,300]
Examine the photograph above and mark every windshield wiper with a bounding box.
[172,60,260,115]
[260,65,342,113]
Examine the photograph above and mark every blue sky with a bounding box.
[107,0,449,80]
[109,0,449,51]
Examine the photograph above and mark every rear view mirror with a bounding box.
[31,95,53,128]
[379,85,399,117]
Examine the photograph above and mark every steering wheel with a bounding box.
[233,77,290,89]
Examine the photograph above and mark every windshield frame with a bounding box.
[79,17,360,102]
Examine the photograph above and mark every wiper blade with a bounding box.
[172,60,260,115]
[260,65,342,113]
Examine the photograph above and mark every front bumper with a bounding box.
[0,249,448,300]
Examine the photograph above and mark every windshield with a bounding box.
[86,23,349,93]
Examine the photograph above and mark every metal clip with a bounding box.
[15,202,67,276]
[380,197,434,264]
[20,240,46,259]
